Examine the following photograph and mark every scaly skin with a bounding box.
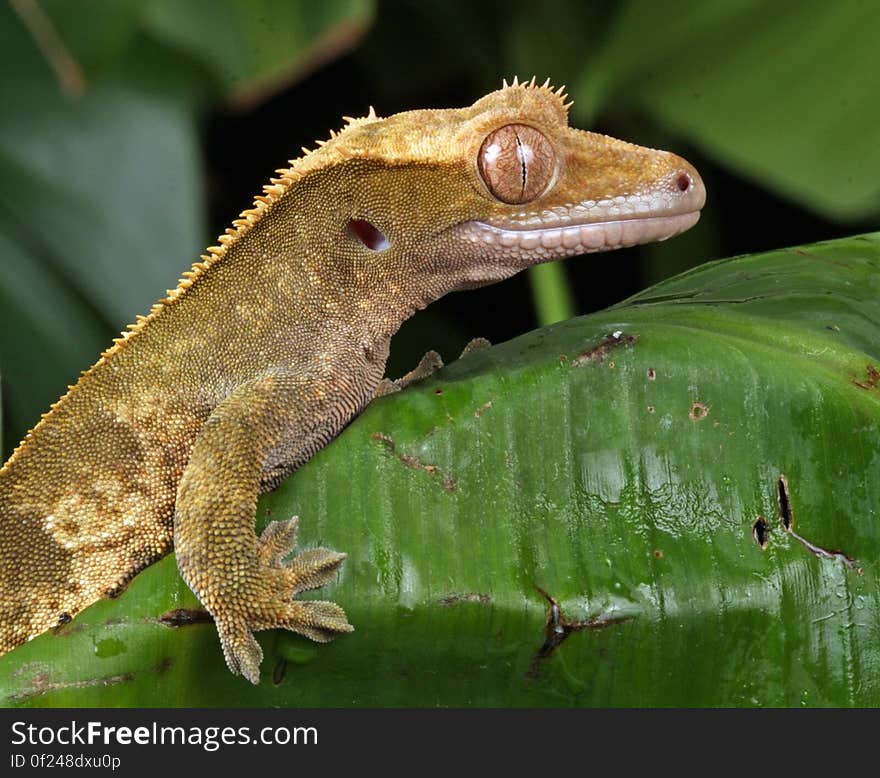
[0,78,705,683]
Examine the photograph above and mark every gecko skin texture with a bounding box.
[0,78,705,683]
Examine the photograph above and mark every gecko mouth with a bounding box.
[456,166,706,259]
[459,210,701,258]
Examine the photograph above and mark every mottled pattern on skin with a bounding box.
[0,79,705,683]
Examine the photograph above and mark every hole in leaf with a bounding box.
[689,401,709,421]
[777,475,793,531]
[753,517,769,549]
[348,219,390,251]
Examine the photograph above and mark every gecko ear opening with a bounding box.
[347,219,390,251]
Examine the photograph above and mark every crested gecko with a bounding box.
[0,78,705,683]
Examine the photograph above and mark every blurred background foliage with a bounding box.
[0,0,878,455]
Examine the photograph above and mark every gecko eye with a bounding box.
[478,124,556,204]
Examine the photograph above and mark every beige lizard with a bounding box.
[0,78,705,683]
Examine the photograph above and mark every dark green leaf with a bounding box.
[142,0,375,105]
[0,5,204,445]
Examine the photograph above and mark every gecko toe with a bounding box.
[459,337,491,358]
[256,516,300,568]
[218,618,264,684]
[284,548,347,594]
[281,600,353,642]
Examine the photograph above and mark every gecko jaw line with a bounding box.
[461,211,700,255]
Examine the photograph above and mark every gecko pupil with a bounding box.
[478,124,555,204]
[514,135,527,199]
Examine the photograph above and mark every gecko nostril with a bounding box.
[348,218,390,251]
[675,173,691,193]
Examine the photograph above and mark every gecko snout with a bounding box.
[666,158,706,215]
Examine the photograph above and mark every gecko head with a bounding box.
[451,80,706,283]
[291,78,704,303]
[432,78,707,288]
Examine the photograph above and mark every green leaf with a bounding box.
[0,86,204,325]
[573,0,880,220]
[2,233,878,707]
[28,0,145,79]
[0,230,108,457]
[142,0,375,105]
[0,4,205,448]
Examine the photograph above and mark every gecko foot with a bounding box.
[373,340,490,400]
[374,349,444,398]
[217,516,352,684]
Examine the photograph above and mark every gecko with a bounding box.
[0,78,705,684]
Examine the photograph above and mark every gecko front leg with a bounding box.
[174,369,353,684]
